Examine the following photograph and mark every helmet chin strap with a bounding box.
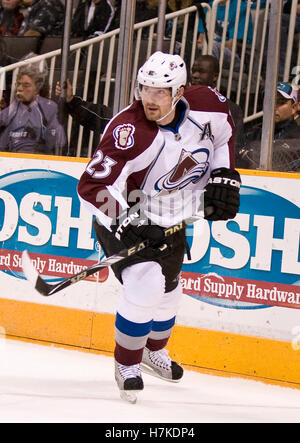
[155,95,180,124]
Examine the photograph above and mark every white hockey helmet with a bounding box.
[136,51,187,99]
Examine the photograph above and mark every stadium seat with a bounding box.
[0,36,40,62]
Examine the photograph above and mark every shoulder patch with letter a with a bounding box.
[113,124,135,150]
[200,122,213,141]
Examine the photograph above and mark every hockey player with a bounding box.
[77,51,241,403]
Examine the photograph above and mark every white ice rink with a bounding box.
[0,338,300,423]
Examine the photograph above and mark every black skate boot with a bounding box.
[141,348,184,382]
[114,361,144,404]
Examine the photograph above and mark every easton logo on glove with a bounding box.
[111,208,165,249]
[207,175,241,189]
[204,168,241,221]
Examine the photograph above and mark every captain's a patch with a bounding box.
[113,124,135,150]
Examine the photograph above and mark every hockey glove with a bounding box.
[204,168,241,221]
[111,208,165,250]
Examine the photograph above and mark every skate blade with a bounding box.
[120,389,140,404]
[140,363,181,383]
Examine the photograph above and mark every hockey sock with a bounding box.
[146,317,176,351]
[114,312,153,366]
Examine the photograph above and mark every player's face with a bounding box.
[275,94,296,123]
[140,85,173,123]
[16,75,38,103]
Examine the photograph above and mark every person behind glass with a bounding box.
[244,82,300,171]
[55,78,112,133]
[295,87,300,127]
[71,0,115,39]
[0,63,66,154]
[274,82,300,138]
[191,55,249,168]
[247,82,300,142]
[0,0,24,36]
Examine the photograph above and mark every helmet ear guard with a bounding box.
[134,81,142,101]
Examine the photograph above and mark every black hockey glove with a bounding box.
[111,208,166,250]
[204,168,241,221]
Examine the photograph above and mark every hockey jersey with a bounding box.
[77,85,235,228]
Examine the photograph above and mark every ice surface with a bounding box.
[0,339,300,423]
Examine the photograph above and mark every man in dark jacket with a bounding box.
[55,78,112,156]
[274,81,299,139]
[245,82,300,171]
[56,79,112,133]
[71,0,115,39]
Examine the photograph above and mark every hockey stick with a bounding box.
[22,211,209,297]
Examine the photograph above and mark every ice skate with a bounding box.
[141,347,184,382]
[114,361,144,404]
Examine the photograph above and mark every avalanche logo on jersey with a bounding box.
[155,148,210,195]
[113,123,135,150]
[208,86,226,102]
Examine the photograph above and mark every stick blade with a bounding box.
[22,250,52,296]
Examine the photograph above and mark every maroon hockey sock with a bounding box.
[145,336,170,352]
[114,343,144,366]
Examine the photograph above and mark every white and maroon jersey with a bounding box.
[77,85,235,228]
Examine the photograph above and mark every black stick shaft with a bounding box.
[24,213,205,297]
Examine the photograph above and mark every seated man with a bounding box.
[245,82,300,171]
[71,0,115,39]
[0,64,66,154]
[295,88,300,127]
[274,82,299,139]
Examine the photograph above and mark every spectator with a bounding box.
[71,0,115,39]
[0,0,24,36]
[197,0,253,71]
[273,82,300,138]
[0,62,66,154]
[18,0,65,37]
[295,87,300,126]
[245,82,300,171]
[247,82,299,140]
[55,78,112,133]
[191,55,249,168]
